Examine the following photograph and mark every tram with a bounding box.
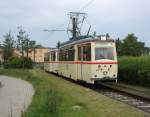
[44,12,118,84]
[44,35,118,84]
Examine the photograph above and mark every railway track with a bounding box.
[89,83,150,114]
[101,90,150,113]
[50,72,150,114]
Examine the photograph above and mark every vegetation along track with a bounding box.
[51,72,150,114]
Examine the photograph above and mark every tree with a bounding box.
[3,32,15,61]
[24,35,30,58]
[121,33,145,56]
[17,27,31,58]
[35,44,43,48]
[56,41,61,49]
[17,27,26,58]
[106,33,110,39]
[0,41,2,48]
[144,47,150,55]
[115,38,122,56]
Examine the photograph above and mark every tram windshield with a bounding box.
[95,47,114,60]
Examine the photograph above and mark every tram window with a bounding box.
[83,44,91,61]
[68,47,75,61]
[51,52,56,61]
[59,49,67,61]
[95,47,114,60]
[59,50,63,61]
[78,47,82,61]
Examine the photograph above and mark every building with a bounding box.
[13,49,22,58]
[28,48,51,63]
[0,48,51,63]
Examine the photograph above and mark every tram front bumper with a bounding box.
[90,77,117,81]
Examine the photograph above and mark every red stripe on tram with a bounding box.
[45,61,118,64]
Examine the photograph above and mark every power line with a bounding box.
[43,29,66,32]
[79,0,96,12]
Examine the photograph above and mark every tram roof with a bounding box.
[60,35,114,48]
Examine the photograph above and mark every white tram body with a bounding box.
[44,36,118,84]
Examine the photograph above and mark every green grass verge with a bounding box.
[0,69,149,117]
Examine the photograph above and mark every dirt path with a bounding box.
[0,75,34,117]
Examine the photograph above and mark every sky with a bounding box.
[0,0,150,47]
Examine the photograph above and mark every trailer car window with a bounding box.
[59,49,66,61]
[51,52,56,61]
[68,47,75,61]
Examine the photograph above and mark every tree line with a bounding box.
[0,27,43,68]
[0,27,43,62]
[115,33,150,56]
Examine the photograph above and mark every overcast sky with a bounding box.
[0,0,150,47]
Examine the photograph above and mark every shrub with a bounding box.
[9,57,22,68]
[118,56,150,88]
[4,57,33,69]
[23,57,33,69]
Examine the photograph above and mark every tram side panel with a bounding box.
[77,63,81,81]
[58,63,62,75]
[44,62,49,71]
[53,52,59,74]
[81,63,93,83]
[48,62,51,72]
[64,63,68,77]
[54,62,59,74]
[68,63,77,80]
[58,63,67,77]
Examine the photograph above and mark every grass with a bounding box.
[0,69,150,117]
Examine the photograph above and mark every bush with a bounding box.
[4,57,33,69]
[0,61,2,68]
[23,57,33,68]
[118,56,150,88]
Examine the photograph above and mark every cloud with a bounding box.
[0,0,150,47]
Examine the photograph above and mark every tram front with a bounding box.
[91,40,118,83]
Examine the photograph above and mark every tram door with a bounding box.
[77,44,91,81]
[77,46,83,80]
